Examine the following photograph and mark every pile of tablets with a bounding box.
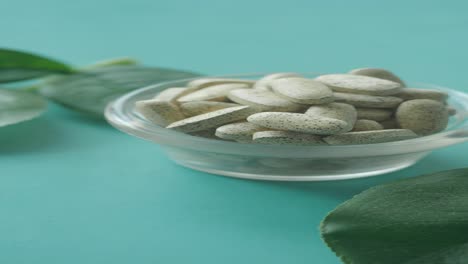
[136,68,452,145]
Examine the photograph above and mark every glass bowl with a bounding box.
[105,73,468,181]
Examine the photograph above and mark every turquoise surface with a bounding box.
[2,1,468,263]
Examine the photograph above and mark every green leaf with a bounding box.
[0,89,47,127]
[0,48,73,83]
[38,65,200,116]
[320,168,468,264]
[81,57,139,69]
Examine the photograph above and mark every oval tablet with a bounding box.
[334,92,403,108]
[253,131,325,145]
[187,78,254,90]
[447,107,457,116]
[396,88,448,102]
[270,77,334,104]
[247,112,348,135]
[323,129,417,145]
[349,68,406,86]
[177,83,249,102]
[356,108,393,121]
[180,101,240,117]
[167,106,257,133]
[154,87,187,103]
[215,122,266,141]
[352,119,384,131]
[315,74,402,95]
[254,72,302,91]
[228,89,304,112]
[395,99,449,135]
[136,100,185,126]
[305,103,357,132]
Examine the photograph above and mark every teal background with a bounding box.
[2,0,468,263]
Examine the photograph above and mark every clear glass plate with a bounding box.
[105,73,468,181]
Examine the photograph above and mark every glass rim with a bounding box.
[105,73,468,158]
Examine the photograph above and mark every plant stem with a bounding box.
[19,84,41,93]
[81,57,139,70]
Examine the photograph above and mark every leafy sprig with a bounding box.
[0,48,200,126]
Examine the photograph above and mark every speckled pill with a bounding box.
[177,83,249,102]
[379,119,398,129]
[396,88,448,102]
[305,103,357,132]
[253,131,325,145]
[395,99,449,135]
[228,89,304,112]
[334,92,403,108]
[254,72,302,91]
[315,74,402,95]
[247,112,349,135]
[349,68,406,87]
[323,129,417,145]
[180,101,240,117]
[135,100,185,126]
[352,119,384,131]
[167,106,257,133]
[270,77,334,104]
[356,108,393,121]
[447,107,457,116]
[215,122,266,141]
[153,87,187,103]
[187,78,254,90]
